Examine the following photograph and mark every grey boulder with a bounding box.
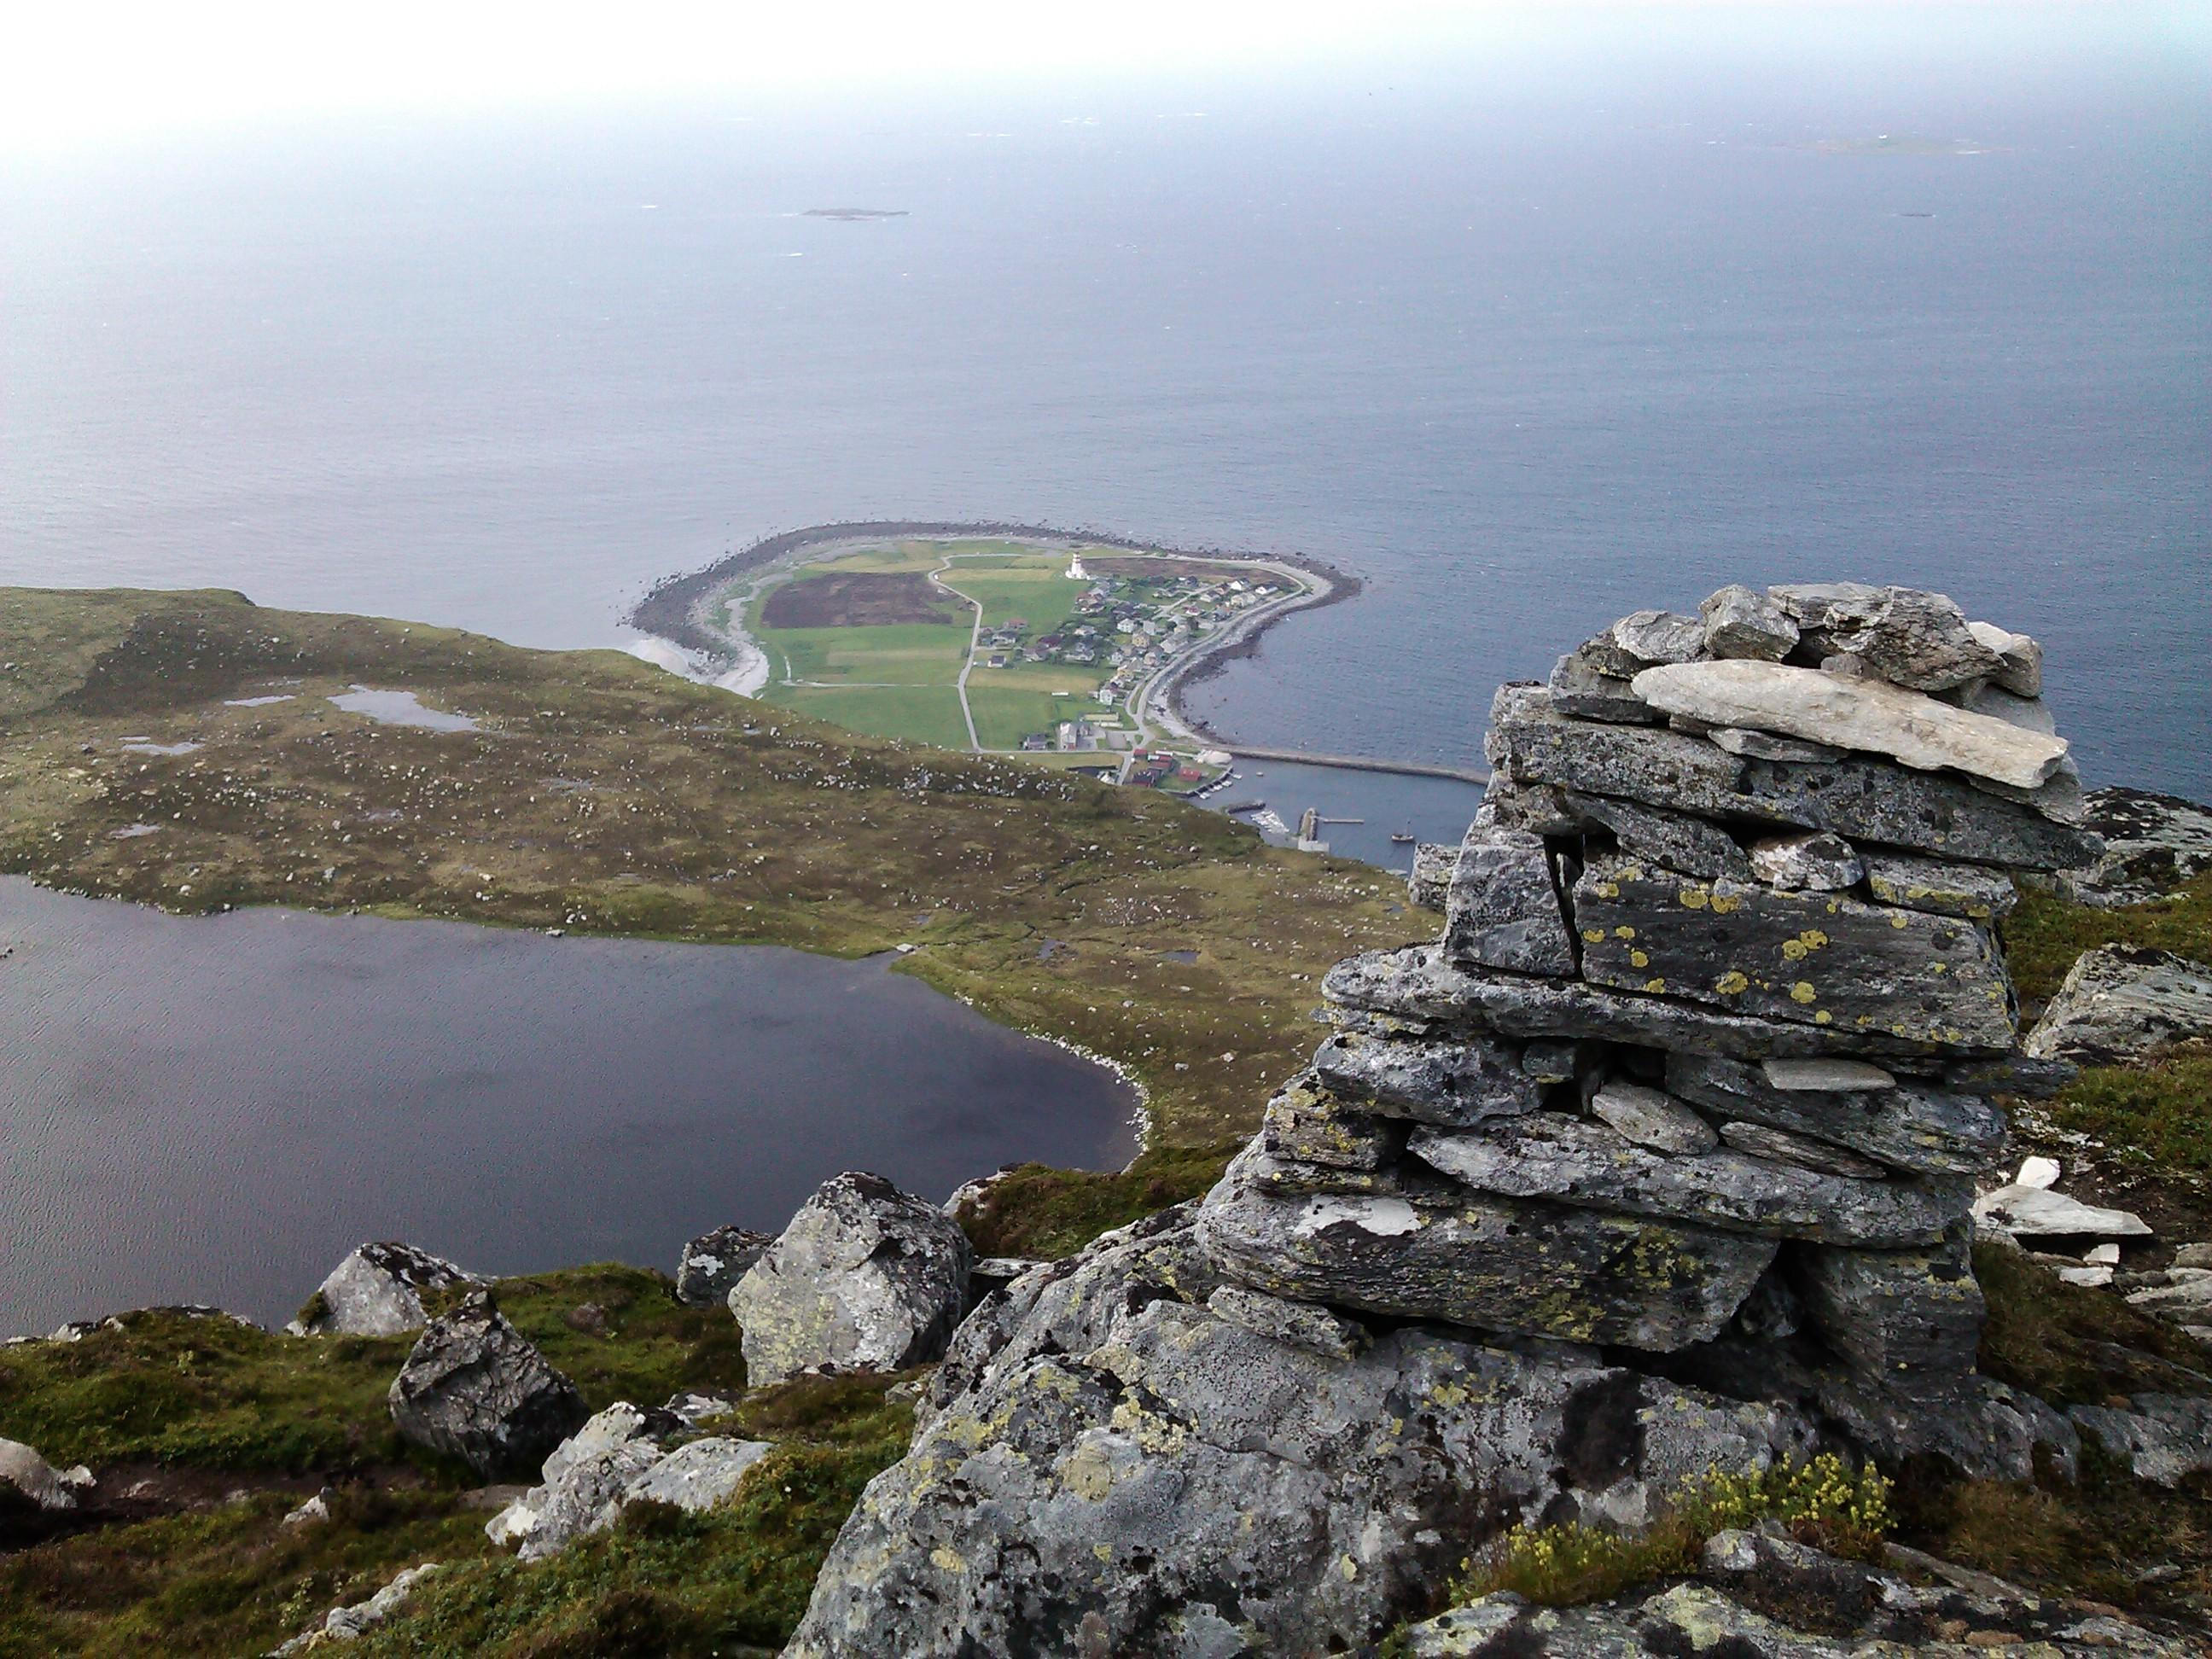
[1486,684,2099,870]
[0,1437,92,1511]
[1309,1028,1546,1127]
[2068,1393,2212,1488]
[289,1241,483,1337]
[485,1403,673,1560]
[1700,584,1799,661]
[386,1290,589,1479]
[1610,608,1706,665]
[1819,586,2007,691]
[1863,850,2017,921]
[2063,786,2212,906]
[1547,639,1657,724]
[2022,946,2212,1066]
[1569,857,2017,1049]
[1965,619,2045,696]
[1587,1080,1715,1154]
[784,1209,1815,1658]
[673,1225,772,1309]
[486,1403,774,1558]
[1406,841,1454,911]
[729,1171,971,1388]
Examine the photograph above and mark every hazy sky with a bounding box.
[11,2,2203,154]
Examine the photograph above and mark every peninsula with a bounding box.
[629,522,1358,795]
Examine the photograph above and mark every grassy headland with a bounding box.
[0,585,1414,1152]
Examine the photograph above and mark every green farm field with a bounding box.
[747,539,1121,753]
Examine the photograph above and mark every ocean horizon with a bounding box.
[3,8,2205,795]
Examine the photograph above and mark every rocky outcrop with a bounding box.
[2068,1393,2212,1488]
[1396,1529,2199,1657]
[271,1563,442,1655]
[386,1291,588,1479]
[785,1209,1816,1659]
[2061,785,2212,906]
[785,586,2114,1655]
[485,1401,772,1559]
[288,1242,484,1337]
[673,1225,772,1309]
[729,1172,971,1388]
[1200,588,2099,1473]
[2023,945,2212,1066]
[0,1437,92,1511]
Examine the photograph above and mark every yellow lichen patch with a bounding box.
[1679,887,1710,910]
[1583,928,1606,944]
[1714,970,1749,996]
[1094,1543,1115,1563]
[1617,865,1645,882]
[1813,1010,1833,1025]
[1060,1441,1118,1501]
[1594,881,1621,899]
[1613,925,1636,940]
[1781,939,1808,961]
[1890,913,1910,928]
[1340,1556,1360,1582]
[1629,950,1650,969]
[932,1545,969,1573]
[1790,981,1818,1004]
[1644,978,1667,993]
[1708,892,1743,915]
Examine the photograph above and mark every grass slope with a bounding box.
[0,586,1416,1150]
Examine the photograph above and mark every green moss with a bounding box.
[0,1269,737,1476]
[1446,1455,1893,1610]
[2000,874,2212,1010]
[1892,1439,2212,1621]
[1975,1242,2212,1408]
[0,1488,489,1658]
[2047,1051,2212,1172]
[352,1374,914,1656]
[953,1141,1238,1260]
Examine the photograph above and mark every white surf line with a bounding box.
[927,555,987,752]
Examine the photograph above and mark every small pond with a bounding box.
[0,880,1137,1336]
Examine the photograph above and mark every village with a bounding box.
[987,559,1289,789]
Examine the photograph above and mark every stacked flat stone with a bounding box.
[1197,582,2101,1455]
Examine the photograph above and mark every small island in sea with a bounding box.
[802,207,910,221]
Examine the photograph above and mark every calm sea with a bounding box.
[3,10,2206,800]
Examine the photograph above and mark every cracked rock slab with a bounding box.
[1633,661,2068,791]
[786,1210,1814,1658]
[1570,856,2017,1049]
[1665,1052,2005,1178]
[1408,1113,1967,1248]
[1198,1144,1776,1349]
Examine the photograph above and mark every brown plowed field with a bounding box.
[761,572,960,628]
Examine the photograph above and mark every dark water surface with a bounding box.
[0,880,1136,1336]
[3,9,2204,797]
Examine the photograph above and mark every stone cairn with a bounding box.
[1197,581,2103,1463]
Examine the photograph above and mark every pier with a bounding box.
[1228,745,1491,787]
